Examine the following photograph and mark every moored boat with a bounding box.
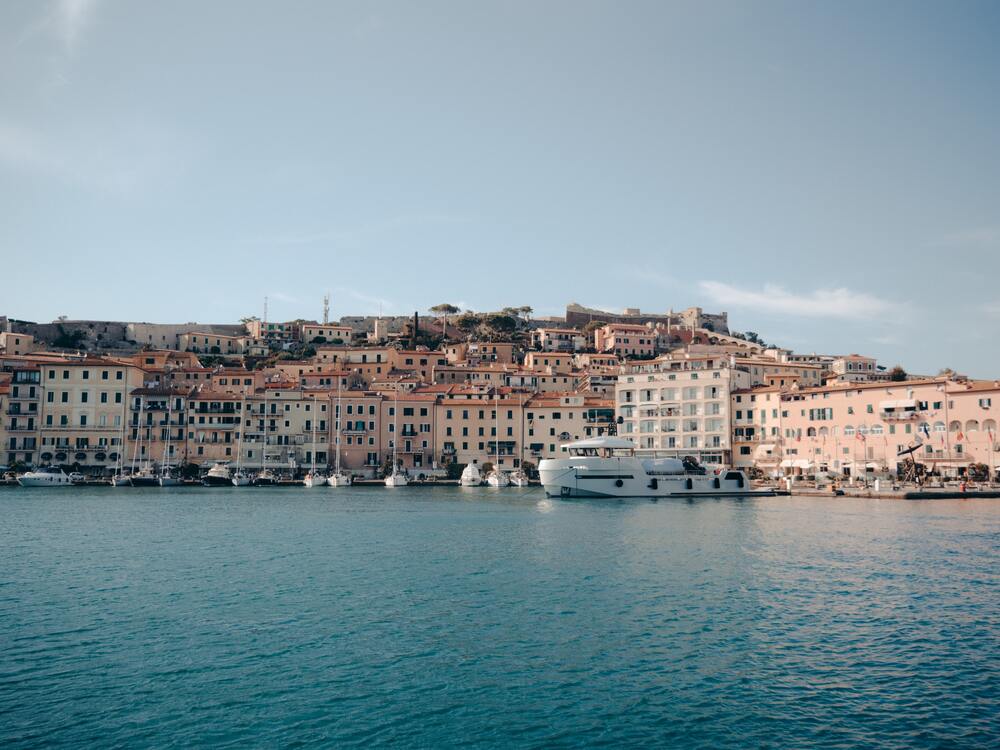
[539,437,774,499]
[17,467,73,487]
[202,462,233,486]
[509,468,530,487]
[459,463,483,486]
[327,472,352,487]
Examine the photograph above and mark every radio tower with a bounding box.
[263,296,268,326]
[323,293,330,325]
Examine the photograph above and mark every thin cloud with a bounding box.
[699,281,898,320]
[983,302,1000,317]
[52,0,100,52]
[938,227,1000,248]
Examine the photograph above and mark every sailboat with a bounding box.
[129,397,160,487]
[232,390,252,486]
[303,394,327,487]
[159,391,182,486]
[510,391,530,486]
[254,390,277,486]
[327,379,351,486]
[111,394,132,487]
[384,389,408,487]
[485,390,510,487]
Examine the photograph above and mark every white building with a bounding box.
[615,356,751,466]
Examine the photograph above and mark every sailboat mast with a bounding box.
[131,396,143,473]
[392,389,398,471]
[335,379,343,474]
[236,390,245,474]
[311,394,318,473]
[162,392,172,473]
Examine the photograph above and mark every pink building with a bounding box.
[758,378,1000,478]
[593,324,655,358]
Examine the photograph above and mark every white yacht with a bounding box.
[18,467,73,487]
[254,469,277,486]
[459,463,483,486]
[538,437,772,499]
[202,462,233,487]
[484,390,510,487]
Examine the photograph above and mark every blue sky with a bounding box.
[2,0,999,376]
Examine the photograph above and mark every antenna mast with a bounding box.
[323,293,330,325]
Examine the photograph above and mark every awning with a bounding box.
[780,459,814,469]
[880,399,916,411]
[753,443,777,457]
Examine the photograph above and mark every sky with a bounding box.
[1,0,999,376]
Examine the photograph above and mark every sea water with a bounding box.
[1,486,997,747]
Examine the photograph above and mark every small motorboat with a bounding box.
[18,467,73,487]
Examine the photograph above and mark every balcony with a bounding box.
[880,410,920,421]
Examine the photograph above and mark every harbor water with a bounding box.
[1,487,997,748]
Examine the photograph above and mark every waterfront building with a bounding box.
[769,378,1000,478]
[616,355,751,466]
[3,363,40,467]
[37,357,140,475]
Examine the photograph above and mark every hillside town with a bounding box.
[1,302,997,485]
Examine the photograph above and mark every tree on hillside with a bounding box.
[455,311,483,335]
[429,304,461,340]
[482,313,518,340]
[888,365,908,381]
[582,320,607,337]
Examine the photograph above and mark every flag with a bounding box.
[856,432,866,442]
[921,423,930,439]
[956,431,964,443]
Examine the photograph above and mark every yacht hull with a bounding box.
[539,457,773,499]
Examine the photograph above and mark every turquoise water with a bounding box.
[1,487,998,748]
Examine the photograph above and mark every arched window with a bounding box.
[819,427,829,437]
[965,420,980,432]
[807,427,816,437]
[984,419,997,433]
[857,424,869,436]
[919,422,930,435]
[844,425,855,437]
[949,420,962,432]
[871,424,884,435]
[933,421,946,432]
